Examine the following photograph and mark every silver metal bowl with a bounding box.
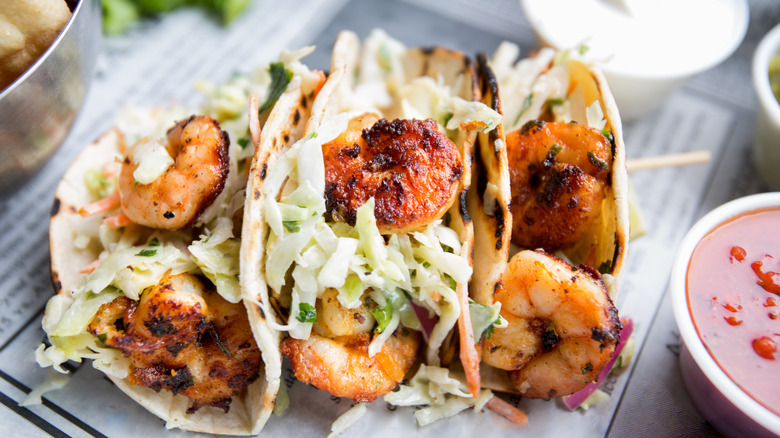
[0,0,101,191]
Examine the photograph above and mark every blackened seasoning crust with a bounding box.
[323,115,464,233]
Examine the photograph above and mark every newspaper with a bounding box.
[0,0,776,436]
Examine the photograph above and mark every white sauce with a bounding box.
[522,0,747,76]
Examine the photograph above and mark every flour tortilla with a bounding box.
[472,49,629,394]
[241,29,483,374]
[47,96,311,433]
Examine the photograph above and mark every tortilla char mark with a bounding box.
[323,115,463,234]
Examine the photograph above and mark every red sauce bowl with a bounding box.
[671,193,780,438]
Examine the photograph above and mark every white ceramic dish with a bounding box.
[520,0,748,122]
[670,193,780,438]
[752,23,780,190]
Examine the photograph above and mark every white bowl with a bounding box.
[752,23,780,190]
[520,0,748,122]
[670,193,780,438]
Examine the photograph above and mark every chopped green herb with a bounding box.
[587,152,609,170]
[148,238,160,247]
[422,261,431,269]
[613,355,623,371]
[579,44,590,55]
[546,98,564,108]
[514,93,534,125]
[600,129,614,143]
[448,275,457,290]
[97,333,107,344]
[370,304,394,333]
[258,62,293,114]
[547,143,562,160]
[237,136,251,149]
[210,326,233,358]
[308,131,318,139]
[442,244,452,253]
[135,249,157,257]
[442,112,454,128]
[283,221,300,233]
[296,303,317,323]
[598,259,612,274]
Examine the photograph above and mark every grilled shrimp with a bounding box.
[280,289,421,403]
[88,273,262,412]
[482,250,620,399]
[506,120,611,251]
[323,114,464,234]
[118,115,230,230]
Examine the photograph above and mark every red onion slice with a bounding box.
[562,317,634,410]
[411,301,438,343]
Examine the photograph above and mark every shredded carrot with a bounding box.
[457,281,481,397]
[375,347,404,383]
[249,94,261,147]
[79,258,101,274]
[486,396,528,425]
[104,212,132,228]
[312,70,326,98]
[101,160,118,178]
[78,191,120,217]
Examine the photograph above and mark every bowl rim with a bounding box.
[670,192,780,434]
[0,0,87,100]
[753,22,780,125]
[519,0,749,80]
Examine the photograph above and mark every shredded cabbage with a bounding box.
[468,299,506,341]
[130,137,174,184]
[189,217,241,303]
[327,403,367,438]
[384,364,493,426]
[19,369,70,406]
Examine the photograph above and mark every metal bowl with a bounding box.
[0,0,101,191]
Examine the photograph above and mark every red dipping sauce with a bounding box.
[687,207,780,416]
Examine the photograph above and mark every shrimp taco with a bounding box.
[38,49,324,434]
[471,43,629,400]
[241,28,506,416]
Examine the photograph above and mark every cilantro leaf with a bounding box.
[258,62,293,114]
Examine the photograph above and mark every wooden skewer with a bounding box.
[626,150,711,172]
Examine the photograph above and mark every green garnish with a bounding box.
[97,333,108,344]
[546,98,564,108]
[148,238,160,247]
[448,275,457,291]
[514,93,534,125]
[101,0,250,35]
[296,303,317,323]
[578,44,590,55]
[547,143,562,159]
[210,326,233,358]
[135,249,157,257]
[600,129,614,143]
[598,259,612,275]
[283,221,300,233]
[587,152,609,170]
[370,304,394,333]
[237,136,251,149]
[258,62,293,114]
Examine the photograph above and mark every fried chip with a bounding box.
[0,0,71,90]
